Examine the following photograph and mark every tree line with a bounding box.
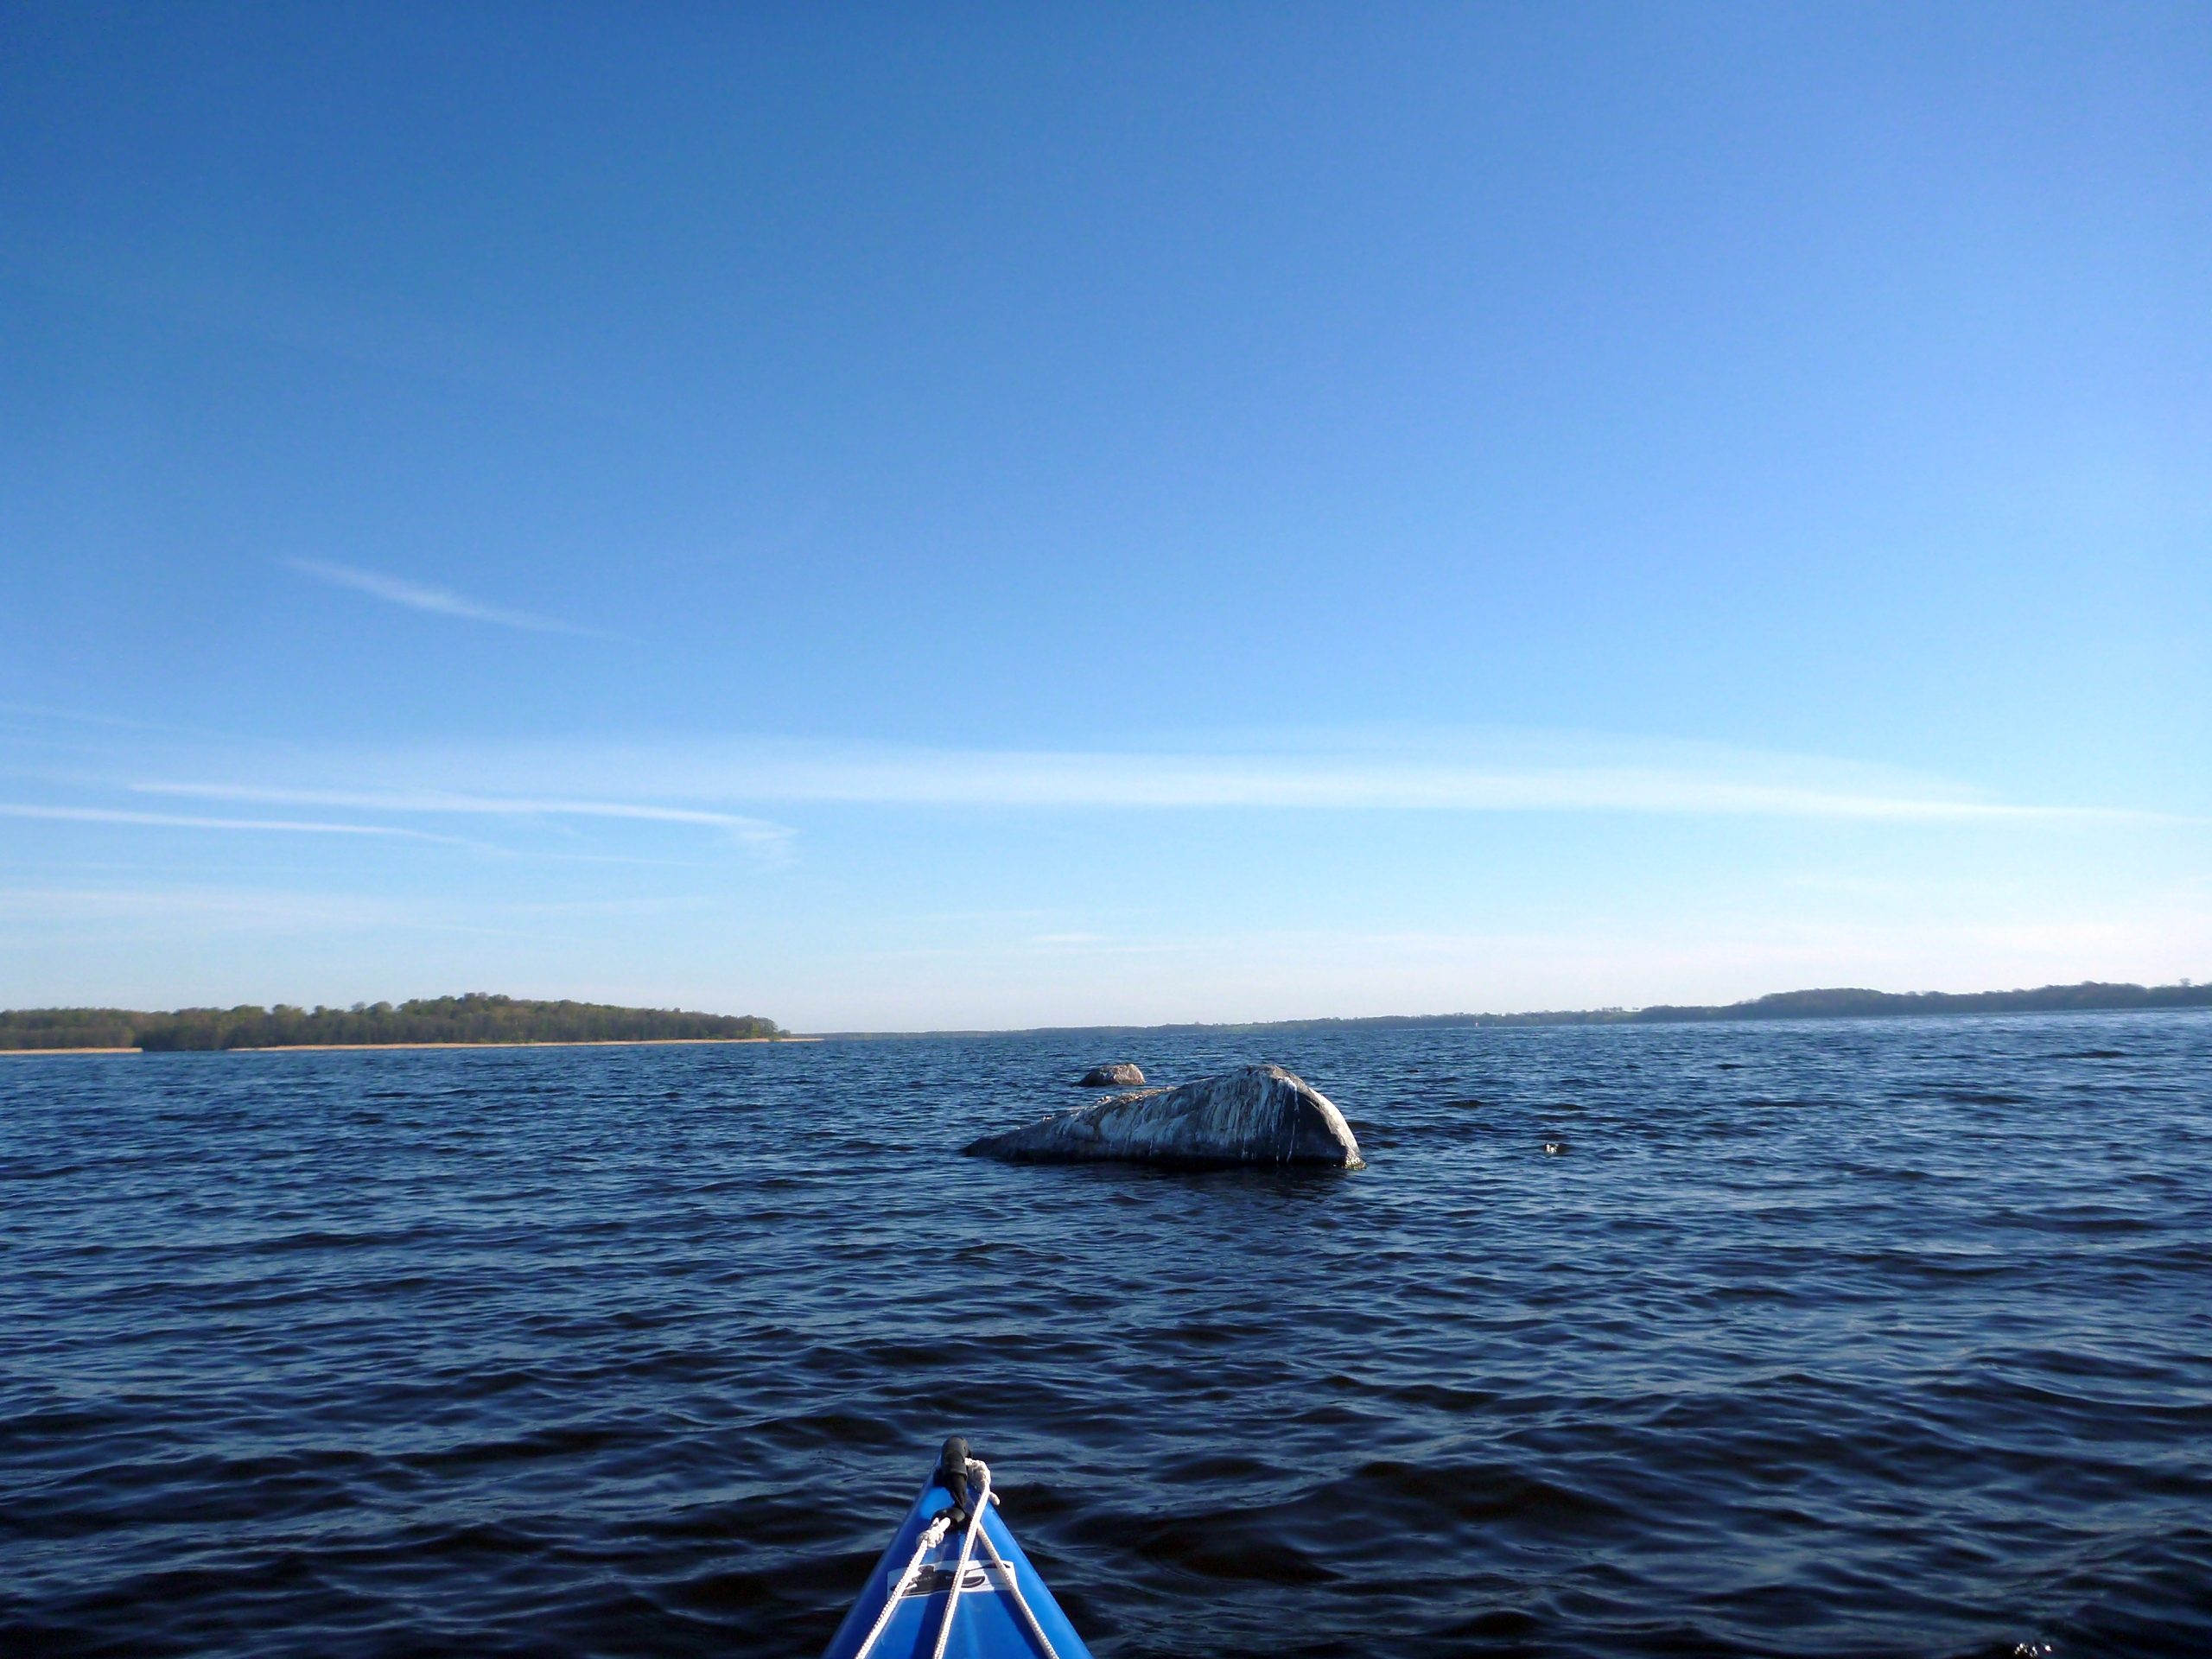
[1628,980,2210,1023]
[1229,979,2209,1032]
[1277,979,2211,1032]
[820,979,2209,1039]
[0,994,785,1051]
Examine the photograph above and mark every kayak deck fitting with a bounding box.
[822,1438,1094,1659]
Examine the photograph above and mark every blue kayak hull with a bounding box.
[821,1468,1093,1659]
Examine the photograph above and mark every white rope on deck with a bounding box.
[854,1454,1065,1659]
[849,1512,951,1659]
[971,1513,1065,1659]
[928,1459,992,1659]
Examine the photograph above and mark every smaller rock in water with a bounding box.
[1077,1062,1146,1088]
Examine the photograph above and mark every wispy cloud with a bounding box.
[0,701,218,736]
[283,557,610,637]
[664,748,2063,820]
[0,803,468,841]
[21,728,2191,893]
[0,884,550,938]
[213,734,2185,826]
[130,782,794,849]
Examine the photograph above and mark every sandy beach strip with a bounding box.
[0,1046,140,1056]
[236,1037,819,1051]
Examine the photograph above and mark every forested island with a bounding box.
[0,994,786,1052]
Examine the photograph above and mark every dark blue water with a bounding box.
[4,1014,2209,1658]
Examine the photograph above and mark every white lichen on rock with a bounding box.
[966,1063,1363,1169]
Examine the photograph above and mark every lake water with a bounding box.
[3,1014,2209,1658]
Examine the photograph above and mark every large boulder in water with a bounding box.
[1077,1062,1145,1088]
[966,1064,1363,1169]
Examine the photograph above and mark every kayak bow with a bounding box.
[823,1438,1093,1659]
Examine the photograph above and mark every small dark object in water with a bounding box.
[1077,1062,1145,1088]
[1542,1140,1569,1155]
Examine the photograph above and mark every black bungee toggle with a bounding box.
[932,1434,978,1523]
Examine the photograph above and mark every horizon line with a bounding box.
[16,975,2198,1036]
[795,976,2211,1039]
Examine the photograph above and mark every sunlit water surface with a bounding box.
[4,1014,2209,1658]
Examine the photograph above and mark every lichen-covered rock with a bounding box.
[1077,1062,1146,1088]
[967,1064,1363,1169]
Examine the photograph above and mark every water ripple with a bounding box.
[3,1012,2209,1656]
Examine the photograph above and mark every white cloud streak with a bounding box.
[670,749,2075,821]
[283,557,608,637]
[0,885,555,939]
[130,783,794,847]
[184,737,2186,825]
[0,803,467,841]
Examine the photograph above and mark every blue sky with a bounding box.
[3,3,2206,1028]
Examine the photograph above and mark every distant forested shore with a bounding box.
[1609,980,2209,1026]
[819,979,2212,1039]
[0,994,785,1052]
[10,980,2205,1052]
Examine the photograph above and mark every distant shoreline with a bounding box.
[1,1037,817,1057]
[808,979,2211,1039]
[9,980,2204,1052]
